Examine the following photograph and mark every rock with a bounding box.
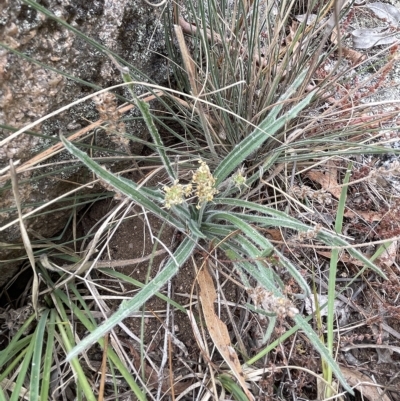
[0,0,169,288]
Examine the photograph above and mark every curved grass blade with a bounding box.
[100,268,187,314]
[30,309,50,401]
[218,374,251,401]
[325,163,352,396]
[133,95,176,181]
[224,245,354,395]
[55,289,148,401]
[208,212,310,297]
[213,198,387,278]
[66,236,197,361]
[0,386,6,401]
[214,73,315,185]
[292,313,354,395]
[117,67,177,180]
[60,135,185,231]
[55,314,96,401]
[40,309,56,401]
[0,315,35,367]
[9,331,36,401]
[0,341,32,383]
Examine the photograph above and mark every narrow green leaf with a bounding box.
[222,239,280,296]
[66,236,197,361]
[225,244,353,395]
[370,241,394,262]
[55,289,147,401]
[0,343,31,383]
[100,268,187,314]
[318,233,387,279]
[55,315,96,401]
[10,331,36,401]
[208,212,310,296]
[60,135,185,231]
[325,163,352,394]
[40,309,56,401]
[119,72,176,180]
[293,314,354,395]
[30,309,50,401]
[0,314,35,367]
[218,374,250,401]
[212,198,387,279]
[0,385,6,401]
[214,75,315,185]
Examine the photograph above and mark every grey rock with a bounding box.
[0,0,169,287]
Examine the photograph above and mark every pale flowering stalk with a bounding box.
[191,161,218,209]
[163,160,218,210]
[163,180,192,209]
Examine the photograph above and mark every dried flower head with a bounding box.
[291,185,332,205]
[247,286,299,319]
[191,161,218,209]
[232,167,248,191]
[297,223,322,241]
[163,180,192,209]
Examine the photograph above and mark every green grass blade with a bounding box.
[40,309,56,401]
[208,211,273,250]
[119,71,176,180]
[325,163,352,395]
[214,75,315,185]
[0,348,30,383]
[100,268,187,314]
[208,209,308,232]
[9,331,36,401]
[208,211,310,296]
[223,239,282,296]
[30,309,50,401]
[55,289,147,401]
[60,135,185,231]
[55,315,96,401]
[0,314,35,367]
[66,236,197,361]
[0,336,33,370]
[218,374,250,401]
[225,245,353,395]
[212,198,387,278]
[0,385,6,401]
[134,96,176,180]
[317,232,387,278]
[293,314,353,395]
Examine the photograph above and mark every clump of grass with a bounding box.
[2,0,400,399]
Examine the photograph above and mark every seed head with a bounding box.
[191,161,218,209]
[232,167,248,191]
[163,180,192,209]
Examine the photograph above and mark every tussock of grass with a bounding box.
[1,0,400,400]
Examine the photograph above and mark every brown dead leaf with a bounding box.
[331,28,366,65]
[317,251,364,266]
[344,209,383,222]
[197,268,254,401]
[340,366,391,401]
[306,168,342,199]
[264,228,284,242]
